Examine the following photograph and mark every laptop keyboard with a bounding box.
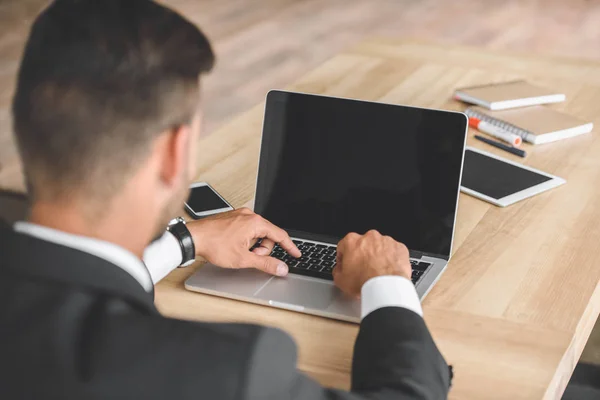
[261,240,431,284]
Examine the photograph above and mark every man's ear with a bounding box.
[157,125,190,189]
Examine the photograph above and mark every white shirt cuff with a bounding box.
[142,232,183,284]
[360,275,423,319]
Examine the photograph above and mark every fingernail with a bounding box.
[276,262,288,276]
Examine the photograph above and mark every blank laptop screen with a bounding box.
[254,91,467,258]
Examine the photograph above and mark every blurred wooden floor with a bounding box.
[0,0,599,365]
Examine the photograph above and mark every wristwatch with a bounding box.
[167,217,196,267]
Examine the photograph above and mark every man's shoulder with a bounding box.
[0,276,295,399]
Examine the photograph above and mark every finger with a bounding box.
[332,270,356,298]
[337,232,358,256]
[332,267,342,290]
[332,264,340,279]
[243,253,288,276]
[340,232,360,245]
[257,219,301,258]
[252,238,275,256]
[336,250,343,266]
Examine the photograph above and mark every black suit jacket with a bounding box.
[0,221,452,399]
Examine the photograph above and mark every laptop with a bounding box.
[185,90,468,322]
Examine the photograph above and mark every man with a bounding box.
[0,0,452,398]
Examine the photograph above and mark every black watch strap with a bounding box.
[167,219,195,267]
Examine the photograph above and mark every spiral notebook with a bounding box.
[465,106,593,145]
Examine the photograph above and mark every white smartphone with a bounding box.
[184,182,233,219]
[460,147,566,207]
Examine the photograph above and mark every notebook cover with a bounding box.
[469,105,591,137]
[456,81,564,105]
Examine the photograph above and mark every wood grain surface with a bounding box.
[154,39,600,399]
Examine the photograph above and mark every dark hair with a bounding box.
[12,0,215,200]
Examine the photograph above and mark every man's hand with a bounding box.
[333,230,411,297]
[186,208,301,276]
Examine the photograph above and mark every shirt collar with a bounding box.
[13,221,153,292]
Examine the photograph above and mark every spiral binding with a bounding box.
[465,108,534,139]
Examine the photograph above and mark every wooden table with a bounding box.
[155,39,600,399]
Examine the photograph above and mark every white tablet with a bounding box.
[460,147,566,207]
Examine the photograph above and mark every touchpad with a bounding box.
[254,276,335,310]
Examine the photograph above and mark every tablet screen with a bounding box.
[462,149,552,200]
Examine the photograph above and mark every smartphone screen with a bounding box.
[186,185,230,213]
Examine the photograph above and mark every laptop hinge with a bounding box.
[409,250,424,259]
[409,250,449,261]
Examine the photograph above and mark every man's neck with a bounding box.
[28,200,148,259]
